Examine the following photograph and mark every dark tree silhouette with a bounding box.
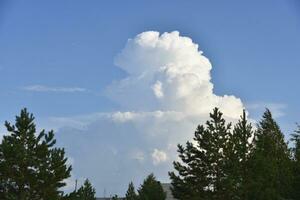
[169,108,233,200]
[248,109,292,200]
[125,182,138,200]
[138,173,166,200]
[0,108,72,200]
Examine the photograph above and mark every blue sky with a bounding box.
[0,0,300,196]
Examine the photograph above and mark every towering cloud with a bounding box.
[108,31,244,118]
[55,31,245,196]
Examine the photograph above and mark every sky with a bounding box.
[0,0,300,196]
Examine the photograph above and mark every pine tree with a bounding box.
[76,179,96,200]
[169,108,232,200]
[67,179,96,200]
[0,108,72,200]
[138,173,166,200]
[224,110,253,200]
[248,109,292,200]
[290,125,300,199]
[125,182,138,200]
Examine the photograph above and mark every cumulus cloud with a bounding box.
[22,85,87,93]
[152,149,168,165]
[108,31,243,118]
[53,31,245,196]
[152,81,164,98]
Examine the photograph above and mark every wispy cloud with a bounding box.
[246,102,287,118]
[22,85,87,93]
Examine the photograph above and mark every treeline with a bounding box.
[123,173,166,200]
[0,109,167,200]
[67,173,167,200]
[0,108,299,200]
[169,108,300,200]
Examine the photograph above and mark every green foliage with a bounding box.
[67,179,96,200]
[66,179,96,200]
[247,109,292,200]
[2,106,299,200]
[290,125,300,199]
[169,108,294,200]
[224,110,253,200]
[0,108,72,200]
[169,108,233,200]
[138,173,166,200]
[77,179,96,200]
[125,182,138,200]
[111,194,119,200]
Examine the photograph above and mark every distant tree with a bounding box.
[0,108,72,200]
[290,124,300,199]
[125,182,138,200]
[138,173,166,200]
[68,179,96,200]
[224,110,253,200]
[111,194,119,200]
[77,179,96,200]
[169,108,232,200]
[248,109,292,200]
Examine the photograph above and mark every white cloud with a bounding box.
[52,31,246,196]
[109,31,244,118]
[152,81,164,98]
[63,176,77,191]
[152,149,168,165]
[22,85,87,93]
[111,111,138,122]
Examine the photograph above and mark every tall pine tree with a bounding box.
[224,110,253,200]
[169,108,232,200]
[248,109,292,200]
[67,179,96,200]
[0,108,72,200]
[138,173,166,200]
[125,182,138,200]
